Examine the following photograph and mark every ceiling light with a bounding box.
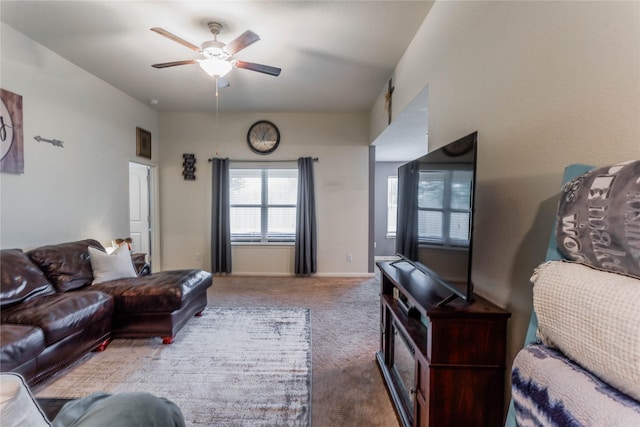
[201,40,228,59]
[199,58,232,77]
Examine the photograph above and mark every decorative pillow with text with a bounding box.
[556,159,640,278]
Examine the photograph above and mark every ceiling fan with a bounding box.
[150,22,281,79]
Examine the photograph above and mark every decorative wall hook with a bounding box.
[34,135,64,147]
[183,153,196,180]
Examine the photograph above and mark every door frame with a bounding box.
[129,161,160,272]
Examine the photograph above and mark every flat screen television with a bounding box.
[395,131,478,304]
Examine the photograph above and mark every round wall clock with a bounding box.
[247,120,280,155]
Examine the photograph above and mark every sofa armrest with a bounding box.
[131,253,150,276]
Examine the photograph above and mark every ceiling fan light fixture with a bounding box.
[201,40,228,59]
[199,58,233,77]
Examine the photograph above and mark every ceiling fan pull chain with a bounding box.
[215,77,220,156]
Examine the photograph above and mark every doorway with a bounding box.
[129,162,152,267]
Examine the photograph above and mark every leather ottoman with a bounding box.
[92,269,212,344]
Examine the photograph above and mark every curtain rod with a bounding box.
[208,157,318,163]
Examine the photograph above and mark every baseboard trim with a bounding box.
[222,272,375,278]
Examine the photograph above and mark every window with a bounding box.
[418,169,472,246]
[229,168,298,243]
[387,175,398,237]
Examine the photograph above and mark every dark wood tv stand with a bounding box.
[376,261,510,427]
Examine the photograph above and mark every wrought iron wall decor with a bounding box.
[34,136,64,147]
[183,153,196,180]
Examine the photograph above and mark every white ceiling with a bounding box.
[1,1,432,115]
[1,1,433,162]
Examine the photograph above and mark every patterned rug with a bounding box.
[34,307,312,427]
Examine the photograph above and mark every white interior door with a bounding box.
[129,162,150,257]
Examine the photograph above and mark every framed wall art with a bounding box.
[136,127,151,159]
[0,89,24,174]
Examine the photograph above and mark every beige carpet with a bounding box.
[205,275,399,427]
[34,275,399,427]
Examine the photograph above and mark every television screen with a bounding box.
[395,131,477,303]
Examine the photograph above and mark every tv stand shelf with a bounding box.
[376,261,510,427]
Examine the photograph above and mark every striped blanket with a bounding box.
[511,344,640,427]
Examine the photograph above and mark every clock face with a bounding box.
[247,120,280,154]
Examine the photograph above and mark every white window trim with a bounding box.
[229,167,298,244]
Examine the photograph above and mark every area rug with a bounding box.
[34,307,312,427]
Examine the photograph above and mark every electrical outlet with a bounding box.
[346,254,352,262]
[195,253,201,261]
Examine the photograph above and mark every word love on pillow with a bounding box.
[556,159,640,278]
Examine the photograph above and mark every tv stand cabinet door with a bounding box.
[416,359,429,427]
[423,364,506,427]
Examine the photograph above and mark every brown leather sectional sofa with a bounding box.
[0,239,213,386]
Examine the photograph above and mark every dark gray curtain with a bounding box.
[295,157,317,275]
[396,160,419,260]
[210,158,232,273]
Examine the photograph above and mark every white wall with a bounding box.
[369,0,640,407]
[158,111,371,275]
[0,23,159,250]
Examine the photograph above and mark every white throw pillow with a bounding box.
[0,373,51,426]
[88,245,137,284]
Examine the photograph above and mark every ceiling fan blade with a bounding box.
[152,59,199,69]
[234,61,281,76]
[224,30,260,55]
[151,27,201,52]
